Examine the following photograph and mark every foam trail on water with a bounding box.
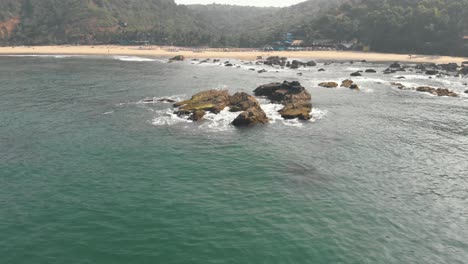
[113,56,156,62]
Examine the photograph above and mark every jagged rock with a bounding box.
[189,110,206,121]
[350,72,362,76]
[229,92,260,112]
[232,106,269,127]
[279,102,312,120]
[416,86,458,97]
[341,79,354,88]
[319,82,339,88]
[264,56,287,66]
[290,60,307,68]
[170,55,185,61]
[365,69,377,73]
[390,62,401,68]
[307,60,317,66]
[174,89,230,114]
[254,81,312,120]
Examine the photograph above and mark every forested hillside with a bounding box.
[293,0,468,55]
[1,0,468,55]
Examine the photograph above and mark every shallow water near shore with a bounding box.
[1,56,468,264]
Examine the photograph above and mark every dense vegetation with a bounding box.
[294,0,468,55]
[1,0,467,55]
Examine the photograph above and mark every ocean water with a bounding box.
[0,55,467,264]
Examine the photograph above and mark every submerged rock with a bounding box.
[365,69,377,73]
[350,72,362,77]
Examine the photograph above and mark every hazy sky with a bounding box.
[175,0,308,7]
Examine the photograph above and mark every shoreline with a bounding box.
[1,45,468,64]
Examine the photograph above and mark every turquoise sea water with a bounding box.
[1,56,468,263]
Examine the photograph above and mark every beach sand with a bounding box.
[1,45,467,64]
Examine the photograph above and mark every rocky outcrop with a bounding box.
[229,92,260,112]
[173,89,271,126]
[232,106,269,127]
[174,90,230,115]
[264,56,287,66]
[169,55,185,61]
[307,60,317,66]
[350,72,362,76]
[416,86,458,97]
[341,79,353,88]
[189,110,206,121]
[365,69,377,73]
[319,82,339,88]
[254,81,312,120]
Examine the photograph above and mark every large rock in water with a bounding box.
[232,106,269,127]
[170,55,185,61]
[319,82,339,88]
[229,92,260,112]
[174,89,230,116]
[254,81,312,120]
[264,56,287,66]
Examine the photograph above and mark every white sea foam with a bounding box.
[152,109,192,126]
[151,100,327,131]
[137,94,186,104]
[113,56,156,62]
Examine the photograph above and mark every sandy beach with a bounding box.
[1,45,467,64]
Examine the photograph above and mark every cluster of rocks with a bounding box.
[254,81,313,120]
[390,83,458,97]
[262,56,316,69]
[171,81,312,127]
[383,61,468,77]
[318,80,359,90]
